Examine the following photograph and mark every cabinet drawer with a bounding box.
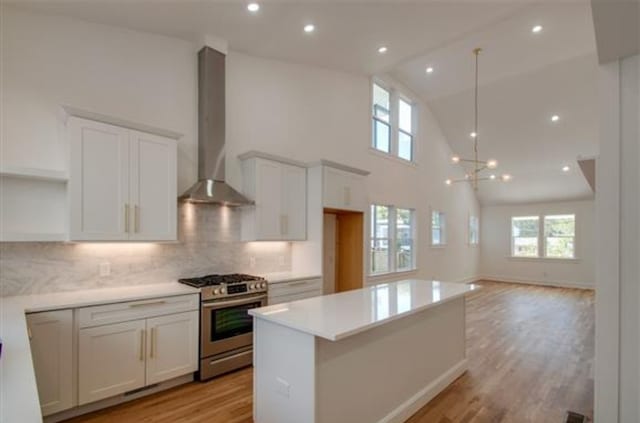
[268,278,322,297]
[268,289,323,305]
[78,294,199,328]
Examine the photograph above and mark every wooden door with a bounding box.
[145,311,199,385]
[78,320,146,405]
[335,212,364,292]
[69,117,130,240]
[129,130,177,241]
[27,310,74,416]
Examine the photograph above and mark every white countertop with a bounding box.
[250,279,477,341]
[0,282,200,423]
[261,272,322,284]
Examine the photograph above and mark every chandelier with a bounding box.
[445,48,511,190]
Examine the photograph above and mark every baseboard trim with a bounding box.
[480,276,594,290]
[455,276,481,284]
[378,358,468,423]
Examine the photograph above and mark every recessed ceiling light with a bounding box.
[562,165,571,172]
[426,67,434,74]
[470,132,477,138]
[247,3,260,12]
[304,24,315,33]
[445,179,452,186]
[532,25,543,33]
[451,155,460,164]
[489,174,497,180]
[551,114,560,122]
[378,46,388,54]
[487,159,498,169]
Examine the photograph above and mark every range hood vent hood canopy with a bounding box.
[180,46,253,206]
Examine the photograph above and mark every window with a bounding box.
[544,214,575,258]
[431,210,446,246]
[469,215,479,245]
[398,99,413,161]
[511,214,577,259]
[511,216,540,257]
[371,82,415,161]
[370,204,416,275]
[396,208,415,271]
[372,84,391,153]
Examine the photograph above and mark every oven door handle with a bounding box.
[202,294,267,309]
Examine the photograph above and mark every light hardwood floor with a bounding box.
[66,281,594,423]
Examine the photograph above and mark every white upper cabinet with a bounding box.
[129,130,177,241]
[323,165,367,212]
[69,117,177,241]
[240,154,307,241]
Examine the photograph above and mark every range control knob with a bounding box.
[250,283,256,290]
[213,288,220,295]
[220,288,226,294]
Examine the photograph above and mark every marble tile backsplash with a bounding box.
[0,203,292,297]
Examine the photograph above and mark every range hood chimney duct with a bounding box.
[180,46,253,206]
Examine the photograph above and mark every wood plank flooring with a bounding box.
[66,281,594,423]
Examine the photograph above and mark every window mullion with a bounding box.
[390,206,397,272]
[391,90,399,157]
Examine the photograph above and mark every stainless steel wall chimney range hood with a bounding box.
[180,47,253,206]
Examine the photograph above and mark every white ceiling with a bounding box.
[5,0,599,205]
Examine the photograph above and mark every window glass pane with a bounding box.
[399,99,412,133]
[373,84,390,123]
[512,216,539,257]
[373,119,390,153]
[396,208,413,271]
[370,205,390,274]
[469,215,479,245]
[398,131,412,161]
[432,210,445,245]
[544,214,575,258]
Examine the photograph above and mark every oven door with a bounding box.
[201,293,267,358]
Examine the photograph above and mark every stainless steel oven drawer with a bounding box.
[200,348,253,380]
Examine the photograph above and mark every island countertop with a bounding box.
[249,279,477,341]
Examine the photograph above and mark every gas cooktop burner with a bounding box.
[178,273,265,288]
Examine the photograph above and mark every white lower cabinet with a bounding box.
[268,278,323,305]
[145,311,199,385]
[78,319,147,405]
[27,310,75,416]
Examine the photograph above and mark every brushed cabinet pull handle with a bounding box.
[129,300,167,308]
[125,204,130,233]
[150,327,155,359]
[139,329,145,361]
[134,205,139,233]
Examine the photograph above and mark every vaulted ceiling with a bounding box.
[5,0,599,205]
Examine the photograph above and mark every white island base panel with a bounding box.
[253,296,467,423]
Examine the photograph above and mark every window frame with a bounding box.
[370,79,417,163]
[430,209,447,247]
[509,214,578,260]
[369,204,417,276]
[510,216,540,258]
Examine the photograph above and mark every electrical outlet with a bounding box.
[275,377,290,398]
[99,262,111,277]
[249,257,256,268]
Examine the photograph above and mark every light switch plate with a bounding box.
[275,377,290,398]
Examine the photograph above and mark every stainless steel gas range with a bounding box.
[178,273,267,381]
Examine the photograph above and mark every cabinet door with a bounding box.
[145,311,199,385]
[281,164,307,240]
[323,167,366,212]
[78,320,146,405]
[254,159,284,240]
[69,117,130,240]
[27,310,74,416]
[129,130,177,241]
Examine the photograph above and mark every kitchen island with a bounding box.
[249,279,476,423]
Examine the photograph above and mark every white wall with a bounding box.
[594,54,639,423]
[0,6,199,192]
[1,8,480,291]
[225,52,481,284]
[480,200,595,289]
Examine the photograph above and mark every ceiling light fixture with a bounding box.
[247,3,260,12]
[426,67,434,74]
[378,46,388,54]
[304,24,315,33]
[562,165,571,172]
[532,25,543,33]
[446,48,512,190]
[551,114,560,122]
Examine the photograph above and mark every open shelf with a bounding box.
[0,166,68,182]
